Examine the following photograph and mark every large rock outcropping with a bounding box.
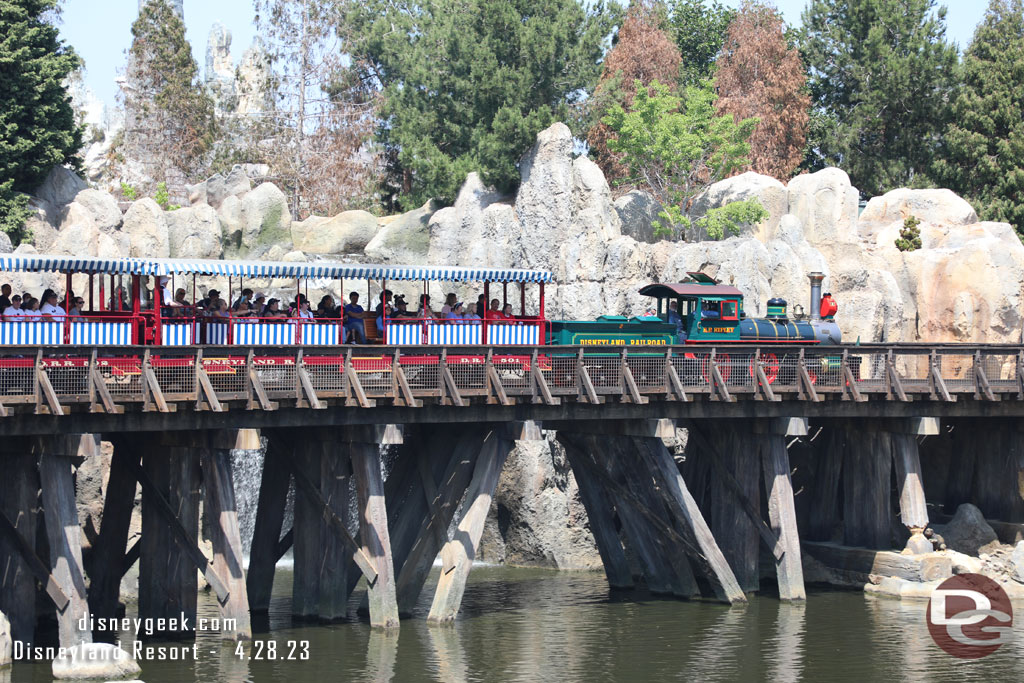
[30,121,1024,570]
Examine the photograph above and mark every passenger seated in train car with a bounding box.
[375,289,392,318]
[316,295,336,318]
[343,292,366,343]
[296,298,314,320]
[233,288,253,311]
[445,302,465,320]
[441,293,457,318]
[390,295,416,319]
[501,303,514,319]
[288,293,308,317]
[475,294,486,317]
[23,297,41,318]
[212,299,231,319]
[110,286,130,311]
[701,301,720,319]
[0,284,11,311]
[263,298,287,320]
[3,295,24,320]
[484,298,503,319]
[68,296,85,321]
[462,303,481,321]
[250,293,265,316]
[199,289,220,312]
[418,294,437,320]
[667,300,683,332]
[234,298,253,318]
[376,303,393,331]
[172,288,191,316]
[40,290,66,319]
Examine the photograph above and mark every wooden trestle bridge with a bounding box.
[2,342,1023,650]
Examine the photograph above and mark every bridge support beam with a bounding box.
[88,437,139,638]
[202,432,253,640]
[139,441,201,638]
[428,430,516,623]
[0,442,39,647]
[756,421,806,601]
[351,435,400,629]
[841,422,893,550]
[890,419,935,554]
[39,438,93,648]
[247,434,291,614]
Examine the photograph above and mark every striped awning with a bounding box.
[0,254,552,283]
[0,254,148,274]
[148,258,552,283]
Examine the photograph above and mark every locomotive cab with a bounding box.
[639,273,745,343]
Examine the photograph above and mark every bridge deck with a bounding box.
[0,343,1019,427]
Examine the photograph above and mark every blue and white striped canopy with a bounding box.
[0,254,552,283]
[0,254,149,274]
[147,258,552,283]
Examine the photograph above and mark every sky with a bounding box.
[60,0,989,110]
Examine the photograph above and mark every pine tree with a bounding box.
[800,0,958,197]
[120,0,214,203]
[715,0,809,181]
[0,0,82,242]
[934,0,1024,239]
[586,2,683,184]
[665,0,735,86]
[256,0,379,217]
[344,0,620,210]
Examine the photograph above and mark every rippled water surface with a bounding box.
[9,567,1024,682]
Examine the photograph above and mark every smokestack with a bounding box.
[808,272,824,321]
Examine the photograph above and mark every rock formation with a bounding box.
[25,120,1024,570]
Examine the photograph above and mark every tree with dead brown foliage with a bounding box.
[587,2,682,185]
[714,1,809,181]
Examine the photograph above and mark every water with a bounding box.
[9,567,1022,682]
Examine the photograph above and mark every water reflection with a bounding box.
[9,568,1024,683]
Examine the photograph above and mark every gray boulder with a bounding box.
[860,187,978,229]
[427,172,510,267]
[1013,541,1024,583]
[515,122,574,270]
[481,435,601,569]
[67,189,123,232]
[35,166,87,209]
[166,204,222,259]
[218,194,243,254]
[190,165,252,210]
[787,167,860,245]
[123,198,169,258]
[365,201,436,263]
[239,182,292,256]
[292,210,378,254]
[0,232,12,255]
[24,198,58,251]
[51,643,140,680]
[690,171,788,241]
[941,503,1000,556]
[615,190,663,244]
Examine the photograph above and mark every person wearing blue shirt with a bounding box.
[343,291,366,343]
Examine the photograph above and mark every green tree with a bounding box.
[344,0,620,210]
[120,0,214,202]
[799,0,958,197]
[934,0,1024,238]
[665,0,736,86]
[603,78,767,240]
[895,215,922,251]
[0,0,82,242]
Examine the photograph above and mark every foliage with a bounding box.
[0,0,82,242]
[119,182,139,201]
[895,215,922,251]
[256,0,380,218]
[715,1,809,181]
[120,0,214,203]
[799,0,958,197]
[343,0,620,210]
[587,2,683,184]
[603,79,767,240]
[665,0,736,86]
[152,182,180,211]
[933,0,1024,240]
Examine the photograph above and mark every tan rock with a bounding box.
[787,167,860,244]
[860,187,978,228]
[292,210,378,254]
[123,198,169,258]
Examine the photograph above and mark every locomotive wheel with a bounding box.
[700,353,731,384]
[748,352,780,385]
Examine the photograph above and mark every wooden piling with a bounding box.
[395,432,480,614]
[806,425,844,542]
[428,433,513,623]
[39,446,93,648]
[760,434,805,601]
[969,419,1024,522]
[291,440,322,619]
[0,447,39,646]
[87,441,139,633]
[558,437,633,590]
[705,428,761,593]
[202,447,252,640]
[139,445,200,637]
[351,442,400,629]
[842,424,893,549]
[246,435,291,614]
[318,445,351,621]
[892,433,929,530]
